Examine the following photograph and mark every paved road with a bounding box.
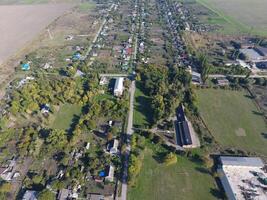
[209,74,267,78]
[121,80,135,200]
[99,73,129,77]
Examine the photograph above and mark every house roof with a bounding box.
[22,190,37,200]
[220,156,264,167]
[255,47,267,56]
[87,194,105,200]
[58,189,70,200]
[240,48,262,60]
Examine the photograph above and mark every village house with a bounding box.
[22,190,37,200]
[41,104,50,114]
[105,165,115,182]
[107,139,119,155]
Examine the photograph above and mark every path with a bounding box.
[209,74,267,78]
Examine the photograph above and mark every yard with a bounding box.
[196,89,267,155]
[133,82,153,128]
[51,103,82,130]
[196,0,267,35]
[128,148,218,200]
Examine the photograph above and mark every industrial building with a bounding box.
[218,156,267,200]
[174,105,193,147]
[113,77,124,97]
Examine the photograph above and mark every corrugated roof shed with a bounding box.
[220,156,264,167]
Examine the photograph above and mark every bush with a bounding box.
[164,152,177,166]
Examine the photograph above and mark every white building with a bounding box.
[113,77,124,97]
[107,139,119,155]
[218,156,267,200]
[99,77,108,85]
[105,165,115,182]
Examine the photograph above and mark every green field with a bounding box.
[128,148,218,200]
[196,0,267,35]
[78,2,96,11]
[197,89,267,155]
[51,103,82,130]
[133,82,153,128]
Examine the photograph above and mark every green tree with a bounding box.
[46,129,67,148]
[38,189,55,200]
[151,95,165,122]
[164,152,177,166]
[199,54,211,84]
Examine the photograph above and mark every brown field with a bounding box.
[0,4,73,66]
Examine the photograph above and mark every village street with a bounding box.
[120,80,135,200]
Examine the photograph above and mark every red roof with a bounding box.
[126,48,132,55]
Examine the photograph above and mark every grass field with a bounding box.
[128,148,218,200]
[51,104,82,130]
[196,89,267,155]
[196,0,267,35]
[133,82,153,128]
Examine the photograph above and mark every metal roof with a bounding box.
[240,48,262,60]
[220,156,264,167]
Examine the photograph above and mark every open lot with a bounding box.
[196,89,267,155]
[196,0,267,35]
[128,148,218,200]
[51,103,82,130]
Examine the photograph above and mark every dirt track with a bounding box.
[0,4,73,66]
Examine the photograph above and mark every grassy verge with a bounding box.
[133,82,153,128]
[196,88,267,155]
[51,103,82,130]
[128,147,218,200]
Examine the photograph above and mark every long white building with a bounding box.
[218,156,267,200]
[113,77,124,97]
